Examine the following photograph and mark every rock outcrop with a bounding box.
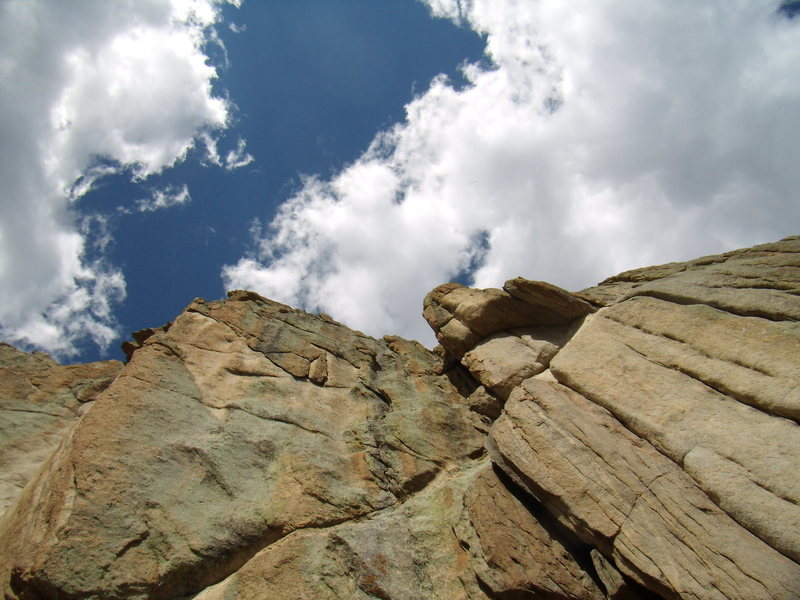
[0,344,121,515]
[0,236,798,599]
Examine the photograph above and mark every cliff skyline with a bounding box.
[1,0,798,364]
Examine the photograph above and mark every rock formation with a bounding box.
[0,344,121,515]
[0,236,798,599]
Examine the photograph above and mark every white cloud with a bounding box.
[136,184,192,213]
[225,138,254,170]
[223,0,800,347]
[201,131,223,166]
[0,0,236,359]
[199,133,252,170]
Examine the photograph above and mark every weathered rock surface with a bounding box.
[422,278,595,357]
[489,378,798,599]
[578,236,800,320]
[194,461,605,600]
[0,236,798,600]
[0,343,121,516]
[0,292,488,599]
[443,236,800,599]
[550,299,800,564]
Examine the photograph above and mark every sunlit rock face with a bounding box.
[1,237,798,600]
[0,343,121,516]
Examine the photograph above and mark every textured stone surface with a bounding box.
[0,343,121,517]
[438,236,800,598]
[489,378,799,599]
[1,237,798,600]
[192,462,490,600]
[194,460,605,600]
[550,301,800,563]
[423,279,594,357]
[0,292,485,600]
[455,463,605,600]
[461,328,562,400]
[579,236,800,319]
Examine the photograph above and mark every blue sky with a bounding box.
[73,1,485,362]
[1,0,799,364]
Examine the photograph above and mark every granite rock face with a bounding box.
[432,236,800,599]
[0,344,121,516]
[0,237,798,599]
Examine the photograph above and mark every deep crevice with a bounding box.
[489,464,607,595]
[362,383,392,407]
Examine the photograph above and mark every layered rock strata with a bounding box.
[0,236,798,599]
[425,236,800,599]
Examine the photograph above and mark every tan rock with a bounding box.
[590,549,641,600]
[465,386,503,420]
[194,459,606,600]
[121,323,171,361]
[0,343,121,517]
[457,463,605,599]
[489,378,800,599]
[2,236,799,600]
[423,279,594,357]
[504,277,601,318]
[599,295,800,420]
[579,235,800,319]
[550,302,800,563]
[193,463,489,600]
[0,293,485,600]
[308,355,328,385]
[461,328,560,400]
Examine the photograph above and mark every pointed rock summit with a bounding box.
[1,236,798,599]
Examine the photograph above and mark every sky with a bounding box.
[1,0,799,365]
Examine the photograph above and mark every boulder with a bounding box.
[423,279,594,358]
[194,460,605,600]
[427,236,800,599]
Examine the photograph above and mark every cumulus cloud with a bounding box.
[223,0,800,346]
[0,0,236,358]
